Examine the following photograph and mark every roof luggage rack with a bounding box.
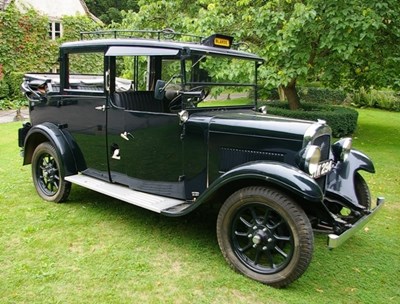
[80,28,204,43]
[79,29,244,50]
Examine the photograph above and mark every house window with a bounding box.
[49,22,62,40]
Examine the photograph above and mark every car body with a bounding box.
[19,30,384,287]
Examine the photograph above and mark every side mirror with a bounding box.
[154,80,166,100]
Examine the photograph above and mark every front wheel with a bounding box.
[354,172,371,209]
[31,142,71,202]
[217,186,314,288]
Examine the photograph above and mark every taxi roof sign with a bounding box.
[201,34,233,49]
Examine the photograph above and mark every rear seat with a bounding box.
[113,91,164,112]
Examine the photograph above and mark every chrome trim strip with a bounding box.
[327,197,385,249]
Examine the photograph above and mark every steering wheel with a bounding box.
[188,86,210,105]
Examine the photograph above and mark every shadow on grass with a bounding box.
[65,185,220,251]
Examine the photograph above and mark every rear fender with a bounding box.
[23,122,86,176]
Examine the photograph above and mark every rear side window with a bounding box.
[67,52,104,92]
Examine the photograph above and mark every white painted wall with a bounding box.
[15,0,88,20]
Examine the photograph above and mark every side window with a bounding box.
[67,52,104,92]
[115,56,149,92]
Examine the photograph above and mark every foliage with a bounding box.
[0,6,103,109]
[118,0,400,109]
[1,109,399,302]
[263,101,359,137]
[346,87,400,112]
[0,71,27,110]
[85,0,139,24]
[61,15,102,42]
[236,1,400,91]
[298,87,347,105]
[0,79,9,99]
[0,4,58,73]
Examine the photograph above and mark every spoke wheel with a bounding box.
[354,172,371,209]
[32,142,71,202]
[217,187,313,288]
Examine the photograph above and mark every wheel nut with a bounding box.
[252,235,261,245]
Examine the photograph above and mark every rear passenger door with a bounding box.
[58,50,110,181]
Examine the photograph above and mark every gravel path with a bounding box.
[0,109,29,124]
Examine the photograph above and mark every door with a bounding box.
[107,107,185,198]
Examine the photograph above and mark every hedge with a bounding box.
[262,101,359,137]
[0,72,26,110]
[261,87,348,105]
[298,87,347,105]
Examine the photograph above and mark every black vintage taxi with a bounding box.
[19,30,384,287]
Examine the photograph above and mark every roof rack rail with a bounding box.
[80,28,204,43]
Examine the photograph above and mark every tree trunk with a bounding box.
[278,85,285,101]
[283,78,300,110]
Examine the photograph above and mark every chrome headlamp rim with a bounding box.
[304,145,321,176]
[332,137,352,162]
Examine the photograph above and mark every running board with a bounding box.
[65,174,186,213]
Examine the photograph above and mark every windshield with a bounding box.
[111,50,259,112]
[181,54,258,109]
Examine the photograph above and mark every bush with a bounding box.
[6,72,25,101]
[260,86,348,105]
[0,72,27,110]
[298,87,347,105]
[348,88,400,112]
[263,101,359,137]
[0,79,9,99]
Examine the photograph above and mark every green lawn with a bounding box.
[0,108,399,303]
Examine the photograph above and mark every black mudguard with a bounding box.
[163,161,329,217]
[22,122,86,176]
[325,149,375,210]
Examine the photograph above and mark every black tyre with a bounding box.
[31,142,71,202]
[354,172,371,209]
[217,186,314,288]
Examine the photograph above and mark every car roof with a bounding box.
[60,38,264,61]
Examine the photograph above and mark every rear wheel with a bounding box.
[216,186,314,288]
[31,142,71,202]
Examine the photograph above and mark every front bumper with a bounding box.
[327,197,385,249]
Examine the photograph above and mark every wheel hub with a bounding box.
[250,226,275,249]
[43,165,56,181]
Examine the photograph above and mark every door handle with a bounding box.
[95,105,106,111]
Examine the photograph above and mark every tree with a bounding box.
[118,0,400,109]
[236,0,400,109]
[84,0,139,24]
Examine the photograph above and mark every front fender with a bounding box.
[326,149,375,209]
[23,122,86,176]
[206,161,324,202]
[162,161,324,216]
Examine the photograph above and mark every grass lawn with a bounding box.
[0,108,399,303]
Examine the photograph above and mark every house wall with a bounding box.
[15,0,89,21]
